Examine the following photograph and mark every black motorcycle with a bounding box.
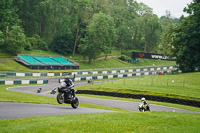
[57,87,79,108]
[138,102,150,112]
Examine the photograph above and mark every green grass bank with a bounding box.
[0,112,199,133]
[76,72,200,101]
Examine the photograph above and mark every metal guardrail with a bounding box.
[75,65,177,72]
[0,79,48,85]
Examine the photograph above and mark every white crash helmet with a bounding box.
[65,76,70,79]
[60,82,67,88]
[141,97,145,101]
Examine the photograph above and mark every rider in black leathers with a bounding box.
[61,76,75,98]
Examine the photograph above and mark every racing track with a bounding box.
[1,78,198,119]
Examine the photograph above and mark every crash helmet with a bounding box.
[65,76,70,79]
[141,97,145,101]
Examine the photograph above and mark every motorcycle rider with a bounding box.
[141,97,147,105]
[140,97,150,111]
[60,76,75,98]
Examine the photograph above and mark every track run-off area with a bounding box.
[0,78,198,119]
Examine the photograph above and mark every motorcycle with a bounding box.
[57,87,79,108]
[37,88,42,93]
[138,102,150,112]
[51,87,57,94]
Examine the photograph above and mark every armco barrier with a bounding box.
[76,90,200,108]
[59,70,177,82]
[5,65,178,77]
[6,72,62,77]
[0,74,6,78]
[0,79,48,85]
[67,65,177,76]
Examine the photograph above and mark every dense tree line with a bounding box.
[0,0,171,56]
[0,0,199,71]
[164,0,200,72]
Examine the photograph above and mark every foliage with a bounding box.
[0,0,20,32]
[170,0,200,72]
[119,55,131,63]
[5,25,26,55]
[50,29,74,55]
[137,14,162,53]
[119,55,126,61]
[37,39,49,51]
[0,31,5,47]
[79,12,116,62]
[158,11,178,55]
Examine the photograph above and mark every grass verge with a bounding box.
[0,112,199,133]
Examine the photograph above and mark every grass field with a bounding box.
[0,112,199,133]
[76,72,200,101]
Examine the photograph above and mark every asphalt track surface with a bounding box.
[0,102,115,119]
[1,78,198,119]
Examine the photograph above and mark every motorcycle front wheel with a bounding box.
[57,93,64,104]
[71,97,79,108]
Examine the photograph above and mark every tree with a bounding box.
[137,14,162,53]
[50,29,74,55]
[170,0,200,72]
[80,12,116,62]
[5,25,26,55]
[70,0,94,58]
[159,11,176,55]
[0,31,5,47]
[0,0,20,32]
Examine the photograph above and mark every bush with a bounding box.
[127,57,131,63]
[24,41,32,51]
[38,40,49,51]
[119,55,126,61]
